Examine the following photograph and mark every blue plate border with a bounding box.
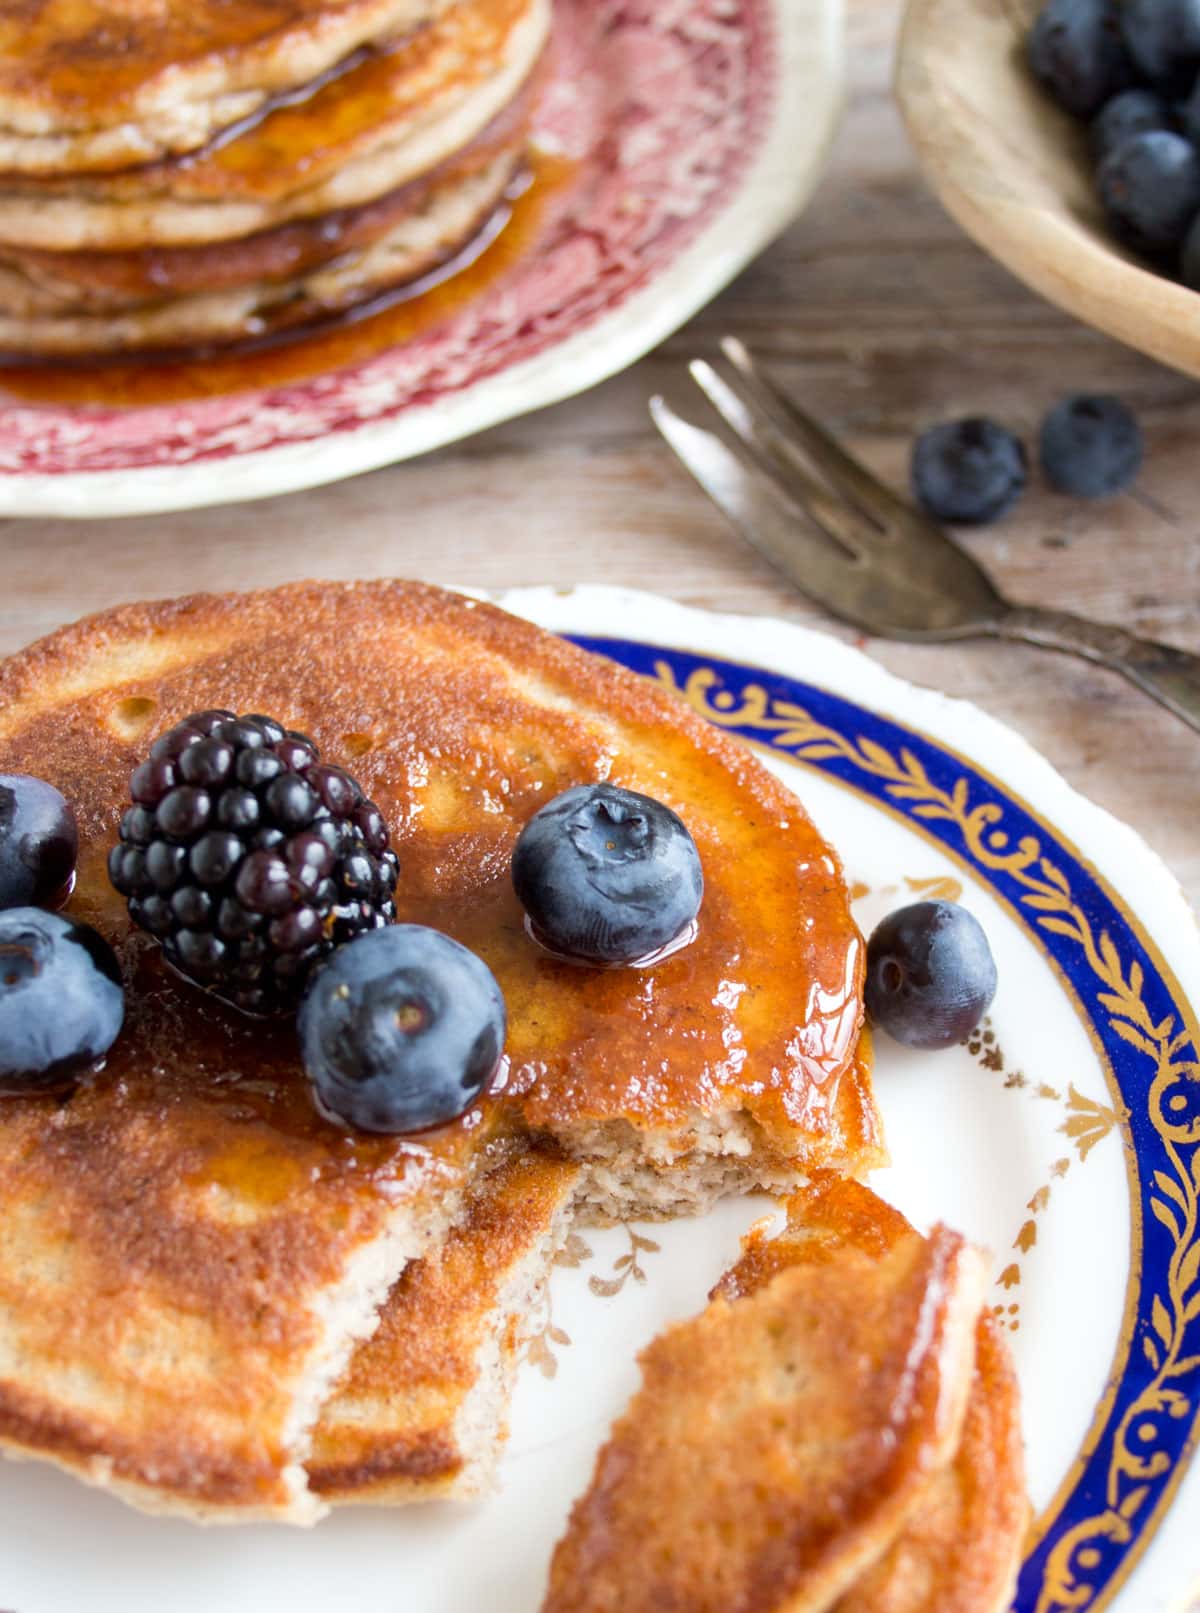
[570,633,1200,1613]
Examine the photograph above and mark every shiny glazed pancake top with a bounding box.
[0,580,874,1170]
[0,581,878,1518]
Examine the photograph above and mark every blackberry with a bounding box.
[109,711,399,1015]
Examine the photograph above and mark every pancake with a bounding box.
[0,70,537,308]
[309,1140,580,1504]
[835,1319,1027,1613]
[541,1190,987,1613]
[0,0,550,250]
[715,1177,1028,1613]
[0,145,523,354]
[0,0,454,175]
[0,580,880,1520]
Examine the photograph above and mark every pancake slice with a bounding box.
[0,580,879,1520]
[714,1177,1028,1613]
[309,1141,580,1503]
[0,1078,467,1523]
[541,1192,987,1613]
[834,1317,1026,1613]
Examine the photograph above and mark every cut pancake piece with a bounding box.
[542,1200,986,1612]
[0,145,523,355]
[309,1141,580,1503]
[716,1176,1028,1613]
[835,1317,1026,1613]
[0,0,454,174]
[0,580,878,1519]
[0,0,551,250]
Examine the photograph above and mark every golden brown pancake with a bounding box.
[0,73,537,308]
[309,1140,579,1503]
[0,0,549,249]
[0,0,454,173]
[0,580,879,1520]
[0,146,524,354]
[715,1178,1028,1613]
[542,1188,986,1613]
[835,1319,1026,1613]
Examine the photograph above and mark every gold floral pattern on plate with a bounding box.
[652,657,1200,1613]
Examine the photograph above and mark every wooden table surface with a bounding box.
[3,0,1197,906]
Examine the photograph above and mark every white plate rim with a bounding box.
[496,584,1200,1613]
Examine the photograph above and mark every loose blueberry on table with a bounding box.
[108,709,399,1016]
[0,774,78,910]
[910,418,1028,526]
[299,924,507,1134]
[1039,393,1143,496]
[865,900,998,1051]
[511,782,704,966]
[0,909,125,1095]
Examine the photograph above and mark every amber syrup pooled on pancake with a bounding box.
[0,152,575,407]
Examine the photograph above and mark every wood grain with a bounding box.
[2,0,1198,910]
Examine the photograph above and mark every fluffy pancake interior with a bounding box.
[309,1141,581,1503]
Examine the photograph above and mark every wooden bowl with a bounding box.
[895,0,1200,378]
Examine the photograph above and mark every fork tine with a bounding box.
[719,335,922,532]
[649,395,859,605]
[688,359,876,559]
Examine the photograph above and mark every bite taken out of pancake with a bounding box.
[0,580,881,1522]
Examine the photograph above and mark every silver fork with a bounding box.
[651,336,1200,736]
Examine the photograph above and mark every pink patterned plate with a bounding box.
[0,0,843,518]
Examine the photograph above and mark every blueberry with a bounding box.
[910,419,1028,526]
[0,909,124,1095]
[1182,78,1200,148]
[1039,394,1143,496]
[1091,89,1174,163]
[1028,0,1136,118]
[299,925,506,1134]
[1180,210,1200,287]
[865,901,997,1051]
[1097,130,1200,254]
[511,783,704,966]
[1120,0,1200,93]
[0,775,78,910]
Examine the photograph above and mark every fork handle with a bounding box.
[996,605,1200,736]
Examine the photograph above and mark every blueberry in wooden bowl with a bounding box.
[896,0,1200,380]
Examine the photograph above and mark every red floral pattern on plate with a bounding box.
[0,0,773,478]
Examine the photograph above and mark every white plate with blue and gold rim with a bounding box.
[2,586,1198,1613]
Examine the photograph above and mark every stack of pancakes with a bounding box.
[544,1176,1028,1613]
[0,0,550,356]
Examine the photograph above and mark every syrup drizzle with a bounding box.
[523,914,702,971]
[0,152,575,409]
